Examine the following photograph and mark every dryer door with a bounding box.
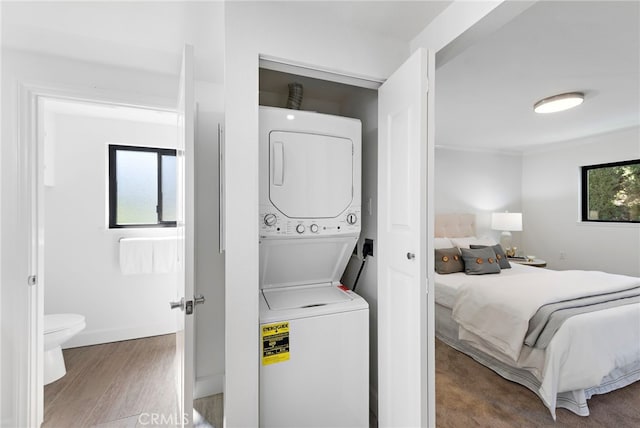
[269,131,353,218]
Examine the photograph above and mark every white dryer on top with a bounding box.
[259,106,361,239]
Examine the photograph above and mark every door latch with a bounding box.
[186,294,206,315]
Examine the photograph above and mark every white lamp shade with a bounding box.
[491,212,522,231]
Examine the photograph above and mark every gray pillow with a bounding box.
[460,247,501,275]
[470,244,511,269]
[435,248,464,274]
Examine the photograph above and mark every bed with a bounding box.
[434,213,640,419]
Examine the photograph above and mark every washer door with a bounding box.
[269,131,353,218]
[259,236,357,290]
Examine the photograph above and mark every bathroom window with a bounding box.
[581,159,640,223]
[108,145,177,228]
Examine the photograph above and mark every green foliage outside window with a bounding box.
[584,160,640,222]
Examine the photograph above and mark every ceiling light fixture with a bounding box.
[533,92,584,114]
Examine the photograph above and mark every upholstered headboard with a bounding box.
[435,213,476,238]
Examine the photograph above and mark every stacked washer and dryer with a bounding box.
[258,106,369,427]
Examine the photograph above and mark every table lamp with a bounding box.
[491,212,522,255]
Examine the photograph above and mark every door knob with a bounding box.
[194,294,206,306]
[169,298,185,311]
[407,252,416,260]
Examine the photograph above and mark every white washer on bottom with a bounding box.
[259,283,369,428]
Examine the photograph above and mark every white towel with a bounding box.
[153,236,179,274]
[119,238,153,275]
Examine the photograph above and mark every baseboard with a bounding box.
[194,373,225,399]
[63,324,177,348]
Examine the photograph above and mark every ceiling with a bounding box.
[275,1,451,42]
[4,1,635,152]
[0,1,448,84]
[436,0,640,152]
[1,1,225,82]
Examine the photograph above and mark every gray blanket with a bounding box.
[525,286,640,349]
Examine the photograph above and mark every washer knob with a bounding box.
[296,224,305,234]
[310,224,319,233]
[264,213,277,226]
[346,213,357,225]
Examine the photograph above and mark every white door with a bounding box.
[377,49,430,427]
[173,44,196,427]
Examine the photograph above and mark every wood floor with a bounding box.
[53,333,638,426]
[44,334,223,428]
[435,338,640,427]
[194,395,224,428]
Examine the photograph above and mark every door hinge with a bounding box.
[28,275,37,286]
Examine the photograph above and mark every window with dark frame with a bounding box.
[581,159,640,223]
[109,145,177,228]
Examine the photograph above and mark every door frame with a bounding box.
[18,82,177,427]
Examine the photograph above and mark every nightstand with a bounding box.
[509,258,547,268]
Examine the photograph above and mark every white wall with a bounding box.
[435,147,523,244]
[433,126,639,277]
[224,3,411,425]
[43,109,178,347]
[193,101,225,398]
[522,127,640,276]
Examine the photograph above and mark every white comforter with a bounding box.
[540,304,640,415]
[452,269,639,361]
[450,269,640,418]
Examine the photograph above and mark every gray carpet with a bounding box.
[435,339,640,427]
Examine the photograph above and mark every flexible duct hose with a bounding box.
[286,83,303,110]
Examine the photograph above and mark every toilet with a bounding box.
[44,314,86,385]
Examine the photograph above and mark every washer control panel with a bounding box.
[259,207,361,237]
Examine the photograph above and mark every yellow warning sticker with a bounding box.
[262,322,290,366]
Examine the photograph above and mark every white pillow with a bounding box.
[434,237,453,249]
[450,236,497,249]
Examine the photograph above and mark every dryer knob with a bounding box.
[296,224,305,234]
[310,224,319,233]
[264,214,277,226]
[346,213,357,225]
